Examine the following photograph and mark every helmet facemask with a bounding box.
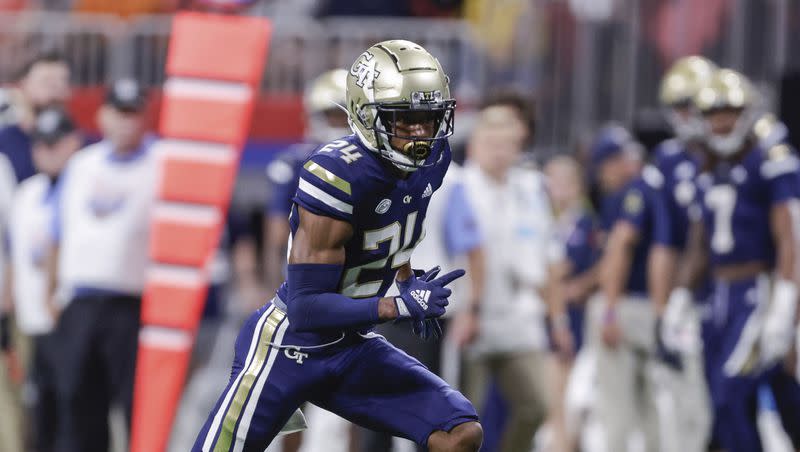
[663,100,706,144]
[358,93,455,172]
[700,106,760,158]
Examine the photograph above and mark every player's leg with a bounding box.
[315,336,482,452]
[192,303,319,452]
[493,350,548,452]
[710,278,767,452]
[768,366,800,448]
[588,295,639,452]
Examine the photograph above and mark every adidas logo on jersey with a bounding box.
[422,183,433,198]
[410,289,430,310]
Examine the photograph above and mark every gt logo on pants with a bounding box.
[284,347,309,364]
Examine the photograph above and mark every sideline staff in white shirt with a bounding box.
[461,93,565,452]
[45,79,157,452]
[4,108,81,451]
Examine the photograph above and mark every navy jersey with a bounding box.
[265,143,317,218]
[276,134,449,305]
[653,139,700,250]
[557,207,598,278]
[695,144,800,268]
[600,166,671,296]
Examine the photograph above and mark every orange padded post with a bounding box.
[157,145,237,207]
[167,12,270,85]
[131,329,193,452]
[159,92,255,145]
[132,12,271,452]
[141,267,209,330]
[148,205,222,267]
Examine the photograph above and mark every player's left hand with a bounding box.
[760,279,798,367]
[395,266,465,323]
[396,267,456,340]
[601,307,621,348]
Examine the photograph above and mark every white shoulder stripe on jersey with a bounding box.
[298,178,353,214]
[202,305,275,452]
[761,156,800,180]
[233,317,291,451]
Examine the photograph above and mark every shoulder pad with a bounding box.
[642,164,664,189]
[656,139,682,157]
[767,143,793,161]
[266,158,296,185]
[760,144,799,180]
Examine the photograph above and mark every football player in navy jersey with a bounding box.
[588,124,674,452]
[264,69,350,296]
[674,69,800,452]
[193,40,482,452]
[652,56,717,452]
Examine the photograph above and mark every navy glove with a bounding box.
[395,266,464,320]
[396,268,451,340]
[395,268,443,341]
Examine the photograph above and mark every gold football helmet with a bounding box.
[659,56,718,142]
[346,40,455,172]
[304,69,349,143]
[693,68,759,157]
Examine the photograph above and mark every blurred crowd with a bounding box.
[1,6,800,452]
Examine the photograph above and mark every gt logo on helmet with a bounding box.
[350,52,380,89]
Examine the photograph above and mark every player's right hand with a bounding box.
[395,266,465,321]
[660,287,693,353]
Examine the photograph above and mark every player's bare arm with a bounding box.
[264,216,291,295]
[288,205,403,323]
[770,202,797,282]
[675,218,708,290]
[599,220,638,346]
[649,245,677,315]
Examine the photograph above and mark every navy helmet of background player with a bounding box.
[194,40,482,452]
[264,69,350,294]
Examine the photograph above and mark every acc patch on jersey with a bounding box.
[624,189,644,215]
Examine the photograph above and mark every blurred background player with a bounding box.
[264,68,350,296]
[586,124,672,452]
[672,69,800,452]
[3,107,81,452]
[653,55,716,452]
[0,51,71,183]
[45,78,157,452]
[543,154,599,452]
[460,91,560,452]
[263,68,354,452]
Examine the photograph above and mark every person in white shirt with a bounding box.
[0,140,21,452]
[45,79,157,452]
[461,92,567,452]
[3,108,81,452]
